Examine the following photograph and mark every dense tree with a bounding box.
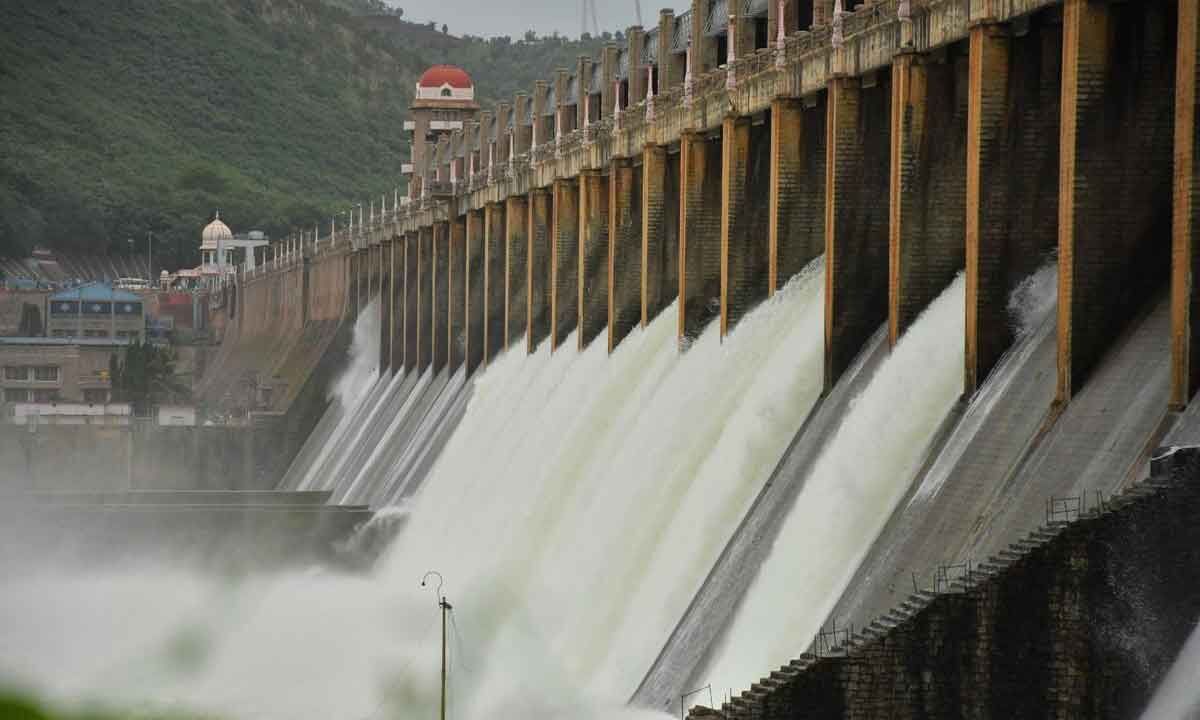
[110,341,188,411]
[0,0,609,265]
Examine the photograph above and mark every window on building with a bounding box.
[31,389,58,403]
[33,366,59,382]
[83,388,108,404]
[84,330,109,338]
[51,329,71,338]
[4,366,28,381]
[3,388,28,402]
[441,88,452,97]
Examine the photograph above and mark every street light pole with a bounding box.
[147,231,153,281]
[420,571,452,720]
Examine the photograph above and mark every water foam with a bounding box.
[700,274,966,695]
[0,263,827,720]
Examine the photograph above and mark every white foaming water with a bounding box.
[287,299,382,491]
[0,263,826,719]
[1141,623,1200,720]
[333,298,381,405]
[701,274,966,694]
[909,261,1057,506]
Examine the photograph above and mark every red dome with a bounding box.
[417,65,473,89]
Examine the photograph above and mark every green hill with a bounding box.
[0,0,609,268]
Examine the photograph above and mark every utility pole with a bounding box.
[421,571,453,720]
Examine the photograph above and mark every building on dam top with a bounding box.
[402,64,480,199]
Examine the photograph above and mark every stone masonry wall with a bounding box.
[691,447,1200,720]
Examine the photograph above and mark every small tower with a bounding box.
[201,212,233,270]
[403,65,481,198]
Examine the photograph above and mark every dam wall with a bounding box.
[687,446,1200,720]
[193,234,354,473]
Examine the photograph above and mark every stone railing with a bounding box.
[364,0,1065,237]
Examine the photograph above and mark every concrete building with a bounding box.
[0,336,125,405]
[402,65,480,198]
[199,213,267,276]
[45,283,145,342]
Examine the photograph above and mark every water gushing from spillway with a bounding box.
[281,299,381,491]
[698,274,967,696]
[0,261,827,719]
[1141,621,1200,719]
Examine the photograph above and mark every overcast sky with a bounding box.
[384,0,684,39]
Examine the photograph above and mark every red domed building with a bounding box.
[403,65,480,195]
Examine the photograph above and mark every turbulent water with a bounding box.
[0,261,828,719]
[1142,622,1200,719]
[282,299,382,492]
[699,274,967,695]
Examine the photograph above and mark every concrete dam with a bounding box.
[4,0,1200,718]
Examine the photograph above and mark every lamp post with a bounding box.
[420,571,452,720]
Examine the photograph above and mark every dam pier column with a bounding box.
[642,143,679,326]
[449,217,466,372]
[551,178,580,350]
[505,195,529,352]
[578,169,609,350]
[404,233,419,374]
[1174,0,1200,408]
[824,74,892,388]
[433,222,449,372]
[609,157,642,351]
[1057,0,1175,402]
[963,11,1063,395]
[484,202,506,365]
[888,49,968,346]
[392,234,405,372]
[679,130,722,343]
[528,188,552,353]
[720,113,771,337]
[768,97,825,296]
[465,209,485,374]
[418,226,433,372]
[380,237,394,374]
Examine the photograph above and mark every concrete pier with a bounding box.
[417,226,433,372]
[528,187,552,353]
[380,237,394,374]
[609,157,642,351]
[404,233,419,374]
[579,169,609,350]
[888,49,967,347]
[484,201,506,365]
[824,75,891,389]
[679,131,722,342]
[433,222,449,372]
[1175,0,1200,407]
[1057,0,1175,402]
[641,143,678,326]
[721,114,771,337]
[964,12,1062,394]
[505,195,529,351]
[552,178,579,350]
[465,209,485,374]
[768,97,825,296]
[449,217,466,372]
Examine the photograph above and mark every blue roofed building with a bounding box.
[46,282,146,343]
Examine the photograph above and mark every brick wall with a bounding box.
[825,76,891,388]
[1060,0,1176,399]
[528,189,552,353]
[610,158,643,350]
[552,179,580,350]
[579,170,610,350]
[505,196,529,351]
